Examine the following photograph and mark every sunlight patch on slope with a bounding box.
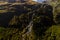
[32,0,37,1]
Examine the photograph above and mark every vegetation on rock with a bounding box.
[0,1,60,40]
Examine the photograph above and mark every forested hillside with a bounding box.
[0,1,60,40]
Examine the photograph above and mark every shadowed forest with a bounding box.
[0,1,60,40]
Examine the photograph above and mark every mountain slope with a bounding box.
[0,2,54,40]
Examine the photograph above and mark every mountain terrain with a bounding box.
[0,1,60,40]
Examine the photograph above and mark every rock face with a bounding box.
[0,2,53,40]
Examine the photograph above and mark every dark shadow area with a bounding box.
[0,4,33,30]
[0,4,53,32]
[0,12,15,27]
[33,4,53,38]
